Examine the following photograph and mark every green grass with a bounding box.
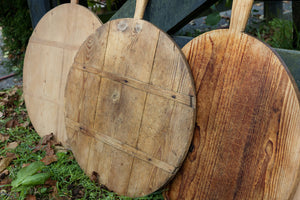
[248,18,300,50]
[0,86,164,200]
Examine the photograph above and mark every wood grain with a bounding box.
[134,0,148,20]
[229,0,253,32]
[164,30,300,200]
[64,19,196,197]
[293,183,300,200]
[23,3,102,146]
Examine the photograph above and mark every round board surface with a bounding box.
[23,3,102,146]
[164,30,300,200]
[64,18,196,197]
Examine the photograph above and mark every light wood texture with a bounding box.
[23,3,102,146]
[64,18,196,197]
[229,0,253,32]
[164,10,300,200]
[134,0,148,20]
[293,183,300,200]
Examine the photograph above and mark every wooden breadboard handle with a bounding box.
[71,0,79,4]
[229,0,254,32]
[134,0,149,20]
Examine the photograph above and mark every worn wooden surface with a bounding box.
[23,3,102,146]
[110,0,218,34]
[165,0,300,199]
[294,183,300,200]
[165,29,300,200]
[64,15,196,197]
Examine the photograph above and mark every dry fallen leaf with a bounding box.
[40,155,58,166]
[0,157,14,173]
[6,142,19,150]
[22,163,31,168]
[45,179,57,186]
[0,134,9,142]
[0,169,9,179]
[25,194,36,200]
[7,87,18,97]
[5,119,19,128]
[0,176,11,185]
[45,143,55,156]
[49,185,59,199]
[6,152,16,158]
[91,171,99,183]
[20,121,30,128]
[41,133,54,145]
[0,111,3,118]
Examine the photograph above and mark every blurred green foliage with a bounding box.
[0,0,32,73]
[250,18,300,50]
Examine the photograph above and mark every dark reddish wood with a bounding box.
[164,30,300,200]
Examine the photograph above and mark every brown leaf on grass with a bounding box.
[33,143,42,153]
[33,133,62,157]
[0,176,11,185]
[41,133,54,145]
[0,157,14,173]
[0,169,9,179]
[90,171,99,183]
[0,91,6,96]
[7,86,18,97]
[40,155,57,166]
[20,121,30,128]
[45,143,55,156]
[25,194,36,200]
[68,185,85,199]
[49,186,59,199]
[5,119,19,128]
[6,142,19,150]
[22,163,30,168]
[6,94,20,109]
[0,134,9,142]
[0,93,8,104]
[6,152,16,158]
[45,179,57,186]
[34,134,54,153]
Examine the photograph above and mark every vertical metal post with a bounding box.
[264,1,283,21]
[27,0,51,28]
[293,1,300,49]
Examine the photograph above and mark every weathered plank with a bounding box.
[110,0,218,34]
[173,35,300,90]
[23,2,102,146]
[166,29,300,200]
[165,0,300,199]
[64,16,196,197]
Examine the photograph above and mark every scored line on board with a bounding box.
[73,63,195,108]
[65,118,177,174]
